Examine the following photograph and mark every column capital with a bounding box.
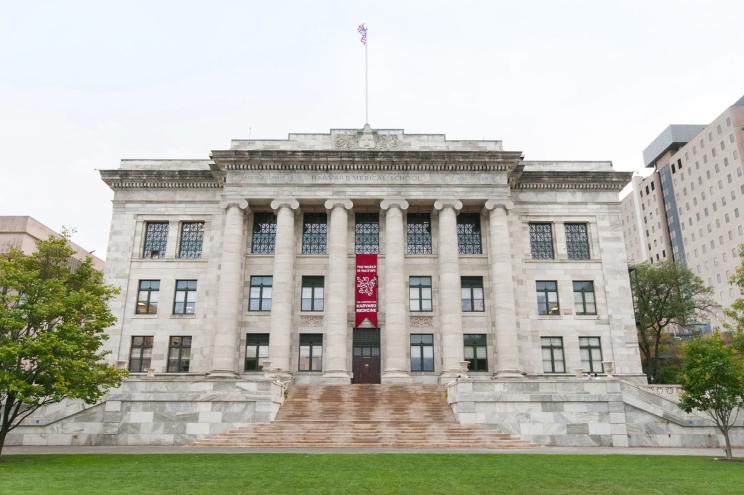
[484,199,514,212]
[380,198,409,211]
[433,199,463,212]
[270,198,299,211]
[221,199,249,211]
[324,198,353,211]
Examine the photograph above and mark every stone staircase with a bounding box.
[191,384,537,449]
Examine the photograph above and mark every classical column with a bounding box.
[209,199,248,377]
[380,198,410,381]
[434,199,467,380]
[323,198,353,382]
[484,200,523,377]
[266,198,299,378]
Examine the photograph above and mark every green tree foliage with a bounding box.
[631,261,714,383]
[0,234,127,456]
[679,334,744,460]
[725,245,744,350]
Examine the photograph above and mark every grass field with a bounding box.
[1,453,743,494]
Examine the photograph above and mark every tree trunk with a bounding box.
[723,427,733,460]
[0,428,7,458]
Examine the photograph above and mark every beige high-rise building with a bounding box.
[620,95,744,323]
[0,215,105,271]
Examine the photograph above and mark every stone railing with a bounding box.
[639,384,683,402]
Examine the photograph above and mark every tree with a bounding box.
[679,334,744,460]
[631,261,714,383]
[0,234,127,457]
[725,244,744,349]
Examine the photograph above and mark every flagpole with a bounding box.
[364,31,369,125]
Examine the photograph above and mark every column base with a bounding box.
[206,370,239,379]
[262,367,293,383]
[320,370,352,384]
[382,370,411,383]
[493,369,525,379]
[439,363,469,384]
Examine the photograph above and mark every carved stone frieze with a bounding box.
[300,315,323,327]
[409,316,434,328]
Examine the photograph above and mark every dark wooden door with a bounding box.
[352,328,381,384]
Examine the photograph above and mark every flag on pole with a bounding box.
[357,23,367,45]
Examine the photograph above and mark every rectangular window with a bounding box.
[457,213,482,254]
[529,223,554,259]
[565,223,590,260]
[299,334,323,371]
[167,336,192,372]
[579,337,604,373]
[409,276,433,312]
[464,334,488,371]
[541,337,565,373]
[173,280,197,315]
[143,222,168,258]
[407,213,432,255]
[249,276,272,311]
[573,281,596,315]
[178,222,204,259]
[536,281,559,315]
[136,280,160,314]
[461,276,484,312]
[128,336,154,372]
[251,213,277,254]
[301,276,324,312]
[355,213,379,254]
[302,213,328,254]
[245,333,269,371]
[410,334,434,372]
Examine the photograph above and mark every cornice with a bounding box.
[210,149,524,173]
[100,170,224,190]
[512,171,632,192]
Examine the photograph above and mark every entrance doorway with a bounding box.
[352,328,381,384]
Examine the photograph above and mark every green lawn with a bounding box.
[1,453,743,494]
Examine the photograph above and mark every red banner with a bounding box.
[355,254,378,327]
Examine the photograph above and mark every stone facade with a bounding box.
[13,125,740,448]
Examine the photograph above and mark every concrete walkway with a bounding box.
[4,445,743,456]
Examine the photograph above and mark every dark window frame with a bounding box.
[251,212,277,254]
[409,276,433,312]
[167,336,192,372]
[136,280,160,314]
[302,212,328,255]
[355,212,380,254]
[529,222,554,260]
[536,280,560,315]
[565,223,591,260]
[128,336,154,372]
[249,276,273,311]
[573,281,597,315]
[301,276,324,312]
[579,336,604,373]
[457,213,482,254]
[299,334,323,372]
[541,336,565,373]
[461,276,485,312]
[464,334,488,372]
[173,280,198,315]
[178,221,205,259]
[407,213,433,255]
[142,222,168,259]
[245,333,269,372]
[410,333,434,372]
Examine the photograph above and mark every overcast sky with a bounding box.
[1,1,742,258]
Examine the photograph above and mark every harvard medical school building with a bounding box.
[621,96,744,323]
[10,126,744,448]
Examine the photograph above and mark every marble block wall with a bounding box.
[447,378,744,448]
[7,377,285,447]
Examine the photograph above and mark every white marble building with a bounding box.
[18,126,744,449]
[98,126,644,385]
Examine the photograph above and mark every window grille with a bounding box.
[407,213,432,255]
[251,213,276,254]
[143,222,168,258]
[529,223,554,259]
[302,213,328,254]
[565,223,590,260]
[457,213,482,254]
[178,222,204,259]
[355,213,379,254]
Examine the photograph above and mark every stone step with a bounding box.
[190,384,537,450]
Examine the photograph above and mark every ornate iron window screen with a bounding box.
[457,213,482,254]
[178,222,204,259]
[302,213,328,254]
[407,213,432,255]
[251,213,276,254]
[355,213,379,254]
[565,223,590,260]
[143,222,168,258]
[529,223,554,260]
